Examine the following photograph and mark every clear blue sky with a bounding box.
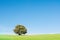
[0,0,60,34]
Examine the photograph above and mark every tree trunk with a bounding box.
[18,34,21,35]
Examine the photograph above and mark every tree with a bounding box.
[14,25,27,35]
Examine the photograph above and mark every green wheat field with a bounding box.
[0,34,60,40]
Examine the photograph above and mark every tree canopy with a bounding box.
[14,25,27,35]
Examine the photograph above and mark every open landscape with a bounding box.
[0,0,60,40]
[0,34,60,40]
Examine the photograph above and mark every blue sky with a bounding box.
[0,0,60,34]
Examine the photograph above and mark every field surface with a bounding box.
[0,34,60,40]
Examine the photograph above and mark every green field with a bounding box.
[0,34,60,40]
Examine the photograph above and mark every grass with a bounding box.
[0,34,60,40]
